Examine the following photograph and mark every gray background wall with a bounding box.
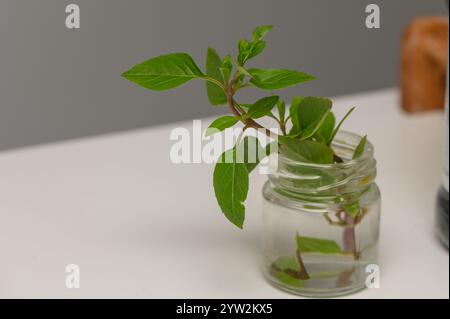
[0,0,447,151]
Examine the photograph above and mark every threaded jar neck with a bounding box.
[268,131,377,201]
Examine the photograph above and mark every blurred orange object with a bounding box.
[401,16,448,113]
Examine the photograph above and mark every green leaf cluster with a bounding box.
[121,25,368,229]
[237,25,273,66]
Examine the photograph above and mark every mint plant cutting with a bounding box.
[122,26,380,297]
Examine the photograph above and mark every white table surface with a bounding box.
[0,88,448,299]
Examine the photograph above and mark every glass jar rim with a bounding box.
[277,131,374,169]
[268,131,377,198]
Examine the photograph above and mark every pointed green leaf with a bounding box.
[235,136,264,173]
[238,39,250,54]
[297,97,332,130]
[329,107,356,143]
[122,53,203,91]
[205,116,239,136]
[270,257,305,287]
[247,96,279,119]
[247,41,266,60]
[317,113,336,145]
[220,55,233,83]
[237,26,273,66]
[205,47,227,105]
[237,39,250,65]
[279,137,334,164]
[237,65,252,78]
[213,148,249,229]
[277,100,286,122]
[248,68,315,90]
[252,25,274,41]
[297,236,344,255]
[288,96,304,136]
[300,108,332,141]
[353,135,367,160]
[343,201,361,219]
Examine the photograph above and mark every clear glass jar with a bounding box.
[262,131,381,297]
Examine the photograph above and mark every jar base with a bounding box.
[263,269,367,298]
[263,256,371,298]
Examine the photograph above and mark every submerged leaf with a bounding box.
[296,236,344,255]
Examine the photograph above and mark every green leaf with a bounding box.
[300,108,332,141]
[343,201,361,219]
[212,135,267,229]
[238,39,250,54]
[252,25,274,41]
[246,41,266,60]
[296,236,344,255]
[237,65,252,78]
[237,39,250,65]
[329,107,355,143]
[277,100,286,123]
[288,96,304,136]
[205,47,227,105]
[270,257,305,287]
[235,136,264,173]
[272,256,299,272]
[290,96,304,108]
[220,55,233,84]
[247,96,279,119]
[271,256,340,284]
[205,116,239,136]
[213,148,249,229]
[279,137,334,164]
[317,113,336,145]
[297,97,332,130]
[248,68,315,90]
[271,268,305,287]
[237,26,273,66]
[122,53,203,91]
[234,73,246,87]
[353,135,367,160]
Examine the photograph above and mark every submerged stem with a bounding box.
[343,214,360,260]
[295,249,311,280]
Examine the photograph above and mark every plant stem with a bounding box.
[334,154,344,163]
[343,214,359,260]
[226,90,242,118]
[225,71,344,162]
[295,249,311,280]
[279,121,287,135]
[226,75,275,139]
[204,76,226,91]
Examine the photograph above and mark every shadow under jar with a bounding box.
[262,131,381,297]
